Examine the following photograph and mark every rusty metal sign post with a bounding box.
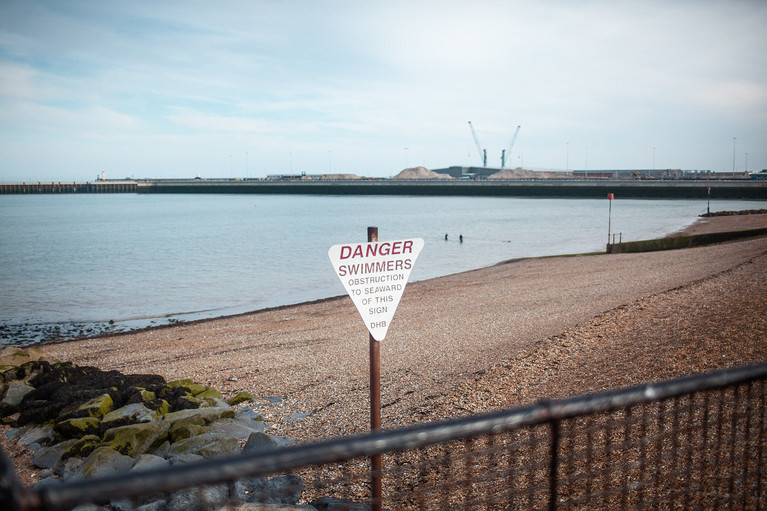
[366,227,383,511]
[328,227,424,510]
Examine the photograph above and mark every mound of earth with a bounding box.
[392,167,453,179]
[487,168,559,179]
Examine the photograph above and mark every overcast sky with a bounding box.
[1,0,765,181]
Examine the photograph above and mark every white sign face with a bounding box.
[328,238,424,341]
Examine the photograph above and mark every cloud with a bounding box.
[165,108,271,134]
[694,80,767,111]
[0,0,766,180]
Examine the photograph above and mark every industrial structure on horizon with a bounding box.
[427,166,752,181]
[467,121,521,169]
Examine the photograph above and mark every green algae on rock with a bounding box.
[54,416,102,438]
[227,391,255,406]
[102,421,171,457]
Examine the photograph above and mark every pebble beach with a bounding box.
[34,213,767,444]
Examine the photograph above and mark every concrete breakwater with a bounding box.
[0,181,137,194]
[1,178,766,199]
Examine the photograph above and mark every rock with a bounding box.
[168,430,240,460]
[135,500,167,511]
[60,457,84,479]
[260,475,304,505]
[69,393,115,420]
[195,388,224,401]
[32,439,79,469]
[151,440,170,458]
[228,391,255,406]
[234,475,304,506]
[206,417,267,440]
[131,453,170,472]
[311,497,372,510]
[2,381,35,406]
[101,403,159,429]
[0,347,44,368]
[5,427,26,442]
[235,407,264,422]
[169,413,207,430]
[242,432,297,455]
[166,484,229,511]
[223,505,317,510]
[62,435,102,460]
[139,390,170,415]
[177,395,209,409]
[208,397,232,409]
[1,360,47,384]
[170,422,207,442]
[164,407,235,426]
[2,360,311,509]
[55,416,102,438]
[15,399,68,426]
[101,420,171,457]
[32,476,63,491]
[108,499,134,511]
[121,387,170,414]
[232,476,267,501]
[168,453,206,465]
[16,424,56,446]
[72,504,108,511]
[167,378,207,396]
[71,446,135,481]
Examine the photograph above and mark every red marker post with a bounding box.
[607,193,614,245]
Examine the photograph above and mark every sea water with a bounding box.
[1,193,763,345]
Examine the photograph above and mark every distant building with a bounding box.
[571,169,685,179]
[429,166,749,180]
[431,166,505,179]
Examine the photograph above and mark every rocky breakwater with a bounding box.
[0,348,370,511]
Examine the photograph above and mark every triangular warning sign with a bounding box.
[328,238,424,341]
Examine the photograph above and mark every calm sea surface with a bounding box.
[1,194,763,345]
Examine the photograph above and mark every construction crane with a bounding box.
[468,121,487,167]
[501,125,521,168]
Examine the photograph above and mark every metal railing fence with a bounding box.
[3,362,766,510]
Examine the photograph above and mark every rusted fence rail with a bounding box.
[3,362,766,510]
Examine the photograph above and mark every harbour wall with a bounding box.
[0,181,137,194]
[136,179,767,200]
[1,179,766,200]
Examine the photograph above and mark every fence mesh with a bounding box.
[4,363,766,510]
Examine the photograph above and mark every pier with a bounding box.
[0,178,765,200]
[0,181,137,194]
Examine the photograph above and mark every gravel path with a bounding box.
[37,214,767,443]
